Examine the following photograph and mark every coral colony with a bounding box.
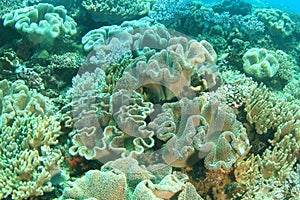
[0,0,299,199]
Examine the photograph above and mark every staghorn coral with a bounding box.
[0,79,63,199]
[81,0,153,24]
[2,3,77,46]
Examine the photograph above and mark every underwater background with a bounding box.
[0,0,299,199]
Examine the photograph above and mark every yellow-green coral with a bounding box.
[0,79,63,199]
[234,134,299,199]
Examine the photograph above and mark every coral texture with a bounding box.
[255,8,295,38]
[0,79,63,199]
[82,16,170,53]
[148,0,194,25]
[115,36,217,101]
[61,157,202,199]
[81,0,152,24]
[149,96,249,170]
[242,48,279,80]
[2,3,77,46]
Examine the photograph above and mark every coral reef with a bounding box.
[255,8,295,38]
[148,0,194,25]
[149,95,249,170]
[234,134,299,199]
[0,0,300,199]
[82,16,170,53]
[115,36,218,100]
[61,157,202,199]
[0,48,22,80]
[2,3,77,46]
[0,79,63,199]
[242,48,279,80]
[212,0,252,16]
[81,0,153,24]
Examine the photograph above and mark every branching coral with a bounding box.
[242,81,300,143]
[0,79,63,199]
[148,0,194,25]
[234,134,299,199]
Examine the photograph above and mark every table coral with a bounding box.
[2,3,77,46]
[0,79,63,199]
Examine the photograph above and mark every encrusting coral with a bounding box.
[0,79,63,199]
